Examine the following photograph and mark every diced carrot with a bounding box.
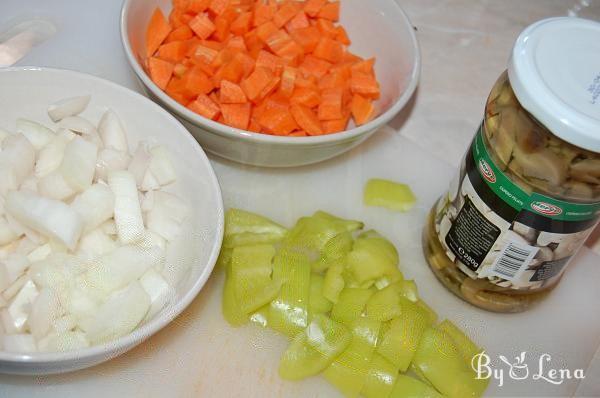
[313,37,344,63]
[285,11,310,32]
[316,18,337,38]
[182,66,215,94]
[299,55,331,79]
[318,70,347,90]
[290,87,320,108]
[322,114,350,134]
[352,58,375,75]
[166,25,194,43]
[188,94,221,119]
[244,30,265,58]
[240,67,275,101]
[220,80,248,103]
[189,13,216,39]
[148,57,174,90]
[279,66,297,97]
[188,0,211,12]
[213,55,244,84]
[169,8,186,29]
[255,76,281,102]
[212,14,231,41]
[264,93,290,111]
[230,12,252,35]
[273,2,300,28]
[234,51,255,77]
[295,75,318,90]
[274,40,304,64]
[335,26,351,45]
[342,51,362,63]
[146,8,172,57]
[258,107,298,135]
[318,87,343,120]
[350,70,380,99]
[255,50,286,75]
[317,2,340,21]
[289,130,307,137]
[226,35,247,51]
[208,0,230,15]
[304,0,327,17]
[289,26,320,53]
[194,44,219,64]
[253,2,277,27]
[173,63,189,78]
[256,22,278,43]
[166,76,191,99]
[200,39,225,51]
[351,94,375,125]
[221,103,251,129]
[264,29,292,54]
[173,0,190,11]
[290,104,323,135]
[157,41,188,63]
[248,117,262,132]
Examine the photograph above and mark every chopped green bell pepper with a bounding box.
[347,232,400,284]
[361,353,400,398]
[323,317,381,397]
[330,288,374,325]
[390,374,443,398]
[364,179,416,212]
[279,314,351,380]
[309,274,333,315]
[436,319,483,364]
[224,208,287,248]
[323,260,346,303]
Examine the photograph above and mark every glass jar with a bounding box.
[423,18,600,312]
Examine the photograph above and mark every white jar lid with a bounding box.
[508,17,600,153]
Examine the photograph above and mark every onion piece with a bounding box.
[77,228,117,261]
[3,254,29,283]
[85,281,150,344]
[98,109,128,152]
[5,190,83,249]
[26,243,52,263]
[6,279,39,332]
[35,132,71,178]
[148,145,176,186]
[2,333,37,353]
[47,95,91,122]
[95,148,131,182]
[52,314,77,333]
[38,331,89,352]
[15,119,54,151]
[29,287,61,339]
[59,137,98,193]
[38,171,76,200]
[140,169,160,192]
[127,143,151,187]
[71,183,115,233]
[2,274,28,300]
[0,133,35,184]
[108,170,145,244]
[140,269,172,321]
[0,217,19,245]
[146,192,188,242]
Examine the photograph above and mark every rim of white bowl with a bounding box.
[120,0,421,145]
[0,66,225,365]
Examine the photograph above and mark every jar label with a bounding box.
[434,124,600,290]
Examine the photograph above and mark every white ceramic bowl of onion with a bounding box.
[0,67,224,375]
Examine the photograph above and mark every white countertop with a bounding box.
[1,0,599,397]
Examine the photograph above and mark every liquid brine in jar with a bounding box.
[423,18,600,312]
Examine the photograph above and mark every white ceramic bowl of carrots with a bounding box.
[121,0,420,167]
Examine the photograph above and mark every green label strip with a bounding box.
[473,126,600,222]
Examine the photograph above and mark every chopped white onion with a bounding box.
[2,274,28,300]
[2,333,37,353]
[85,281,149,344]
[59,137,98,193]
[0,133,35,184]
[47,95,91,122]
[38,171,76,200]
[77,228,117,262]
[140,269,171,321]
[127,143,151,187]
[6,279,38,332]
[98,109,128,152]
[35,132,70,178]
[26,244,52,263]
[0,217,19,246]
[38,331,89,352]
[6,190,83,249]
[52,314,77,333]
[15,119,54,151]
[95,148,131,182]
[108,171,145,244]
[29,287,61,339]
[71,183,115,233]
[148,145,177,186]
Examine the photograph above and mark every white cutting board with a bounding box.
[1,0,599,397]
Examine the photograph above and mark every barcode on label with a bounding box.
[491,241,538,280]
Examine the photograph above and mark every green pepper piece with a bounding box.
[279,314,351,380]
[214,248,232,272]
[376,298,432,371]
[269,247,312,338]
[412,327,489,398]
[390,374,443,398]
[323,260,345,303]
[361,353,400,398]
[312,231,354,273]
[416,300,438,324]
[230,244,280,314]
[323,317,381,397]
[347,232,400,284]
[224,209,287,248]
[249,304,270,328]
[397,279,419,302]
[363,179,417,212]
[330,288,375,325]
[436,319,483,365]
[313,211,364,233]
[365,282,403,322]
[309,273,333,315]
[222,265,248,327]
